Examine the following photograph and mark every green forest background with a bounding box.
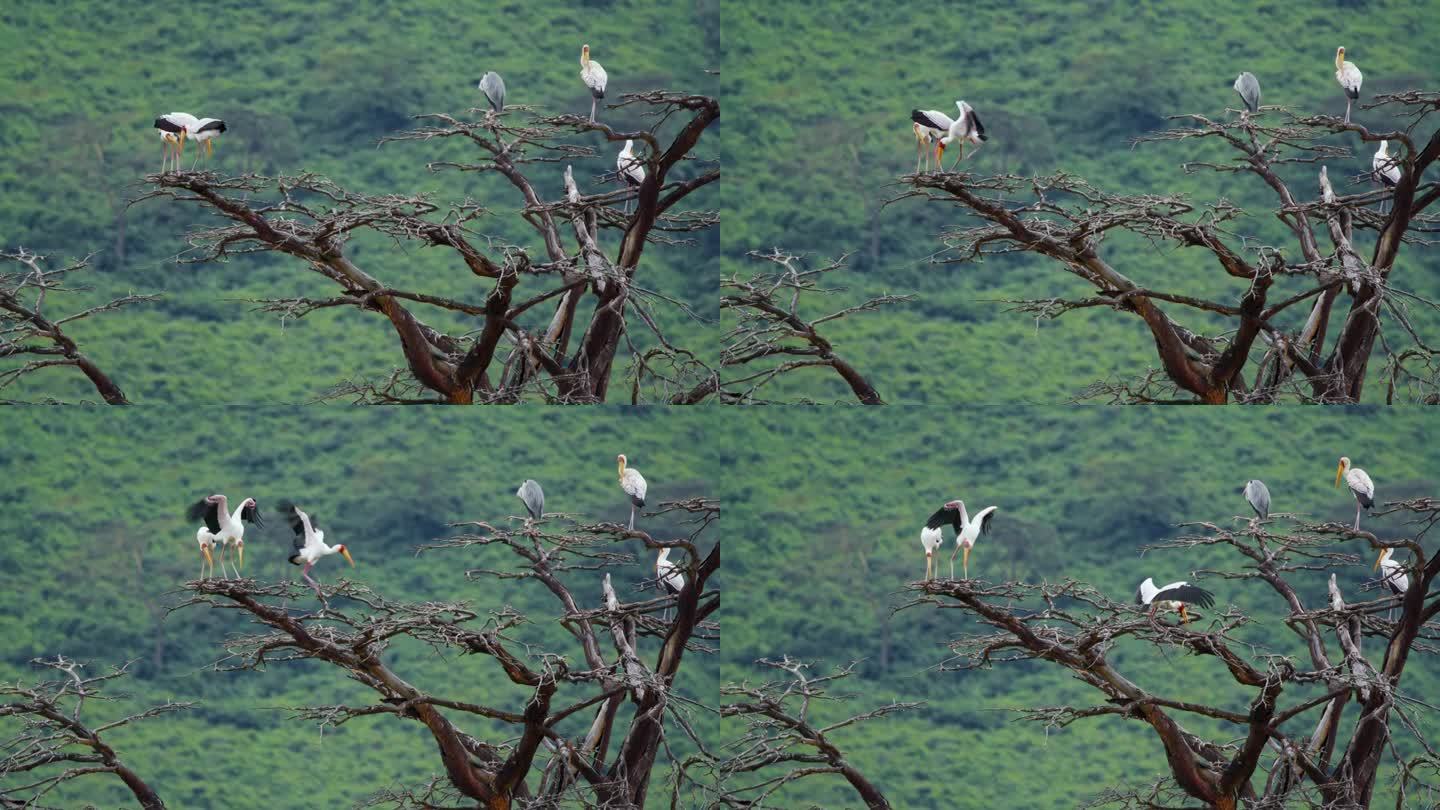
[723,0,1440,403]
[0,0,718,403]
[0,408,716,807]
[722,407,1440,807]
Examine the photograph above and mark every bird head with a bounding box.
[1336,46,1346,68]
[582,44,591,63]
[207,493,225,505]
[617,454,628,476]
[335,545,355,567]
[1335,456,1350,487]
[1374,546,1392,571]
[944,499,963,511]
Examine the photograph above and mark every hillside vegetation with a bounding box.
[0,408,715,807]
[720,407,1440,807]
[722,0,1440,403]
[0,0,718,403]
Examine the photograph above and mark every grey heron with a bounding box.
[1233,71,1261,114]
[516,479,544,521]
[1242,479,1271,521]
[479,71,506,113]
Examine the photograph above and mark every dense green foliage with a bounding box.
[0,408,715,807]
[723,0,1440,403]
[1,0,718,403]
[721,407,1440,807]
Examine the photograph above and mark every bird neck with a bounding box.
[229,502,248,525]
[1336,52,1345,70]
[956,502,970,526]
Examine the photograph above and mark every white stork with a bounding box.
[580,44,608,122]
[193,525,218,580]
[656,546,685,620]
[187,494,262,579]
[479,71,506,113]
[910,109,953,173]
[617,140,645,214]
[281,502,354,598]
[1233,72,1261,115]
[154,112,198,174]
[1374,547,1409,621]
[1335,456,1375,530]
[188,118,226,169]
[1335,47,1363,124]
[1373,141,1401,213]
[516,479,545,522]
[924,500,998,579]
[1135,578,1215,624]
[617,454,647,530]
[937,100,988,169]
[1242,479,1271,521]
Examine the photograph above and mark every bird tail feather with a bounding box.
[1347,88,1360,100]
[1358,493,1374,509]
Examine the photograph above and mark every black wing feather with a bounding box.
[187,498,221,532]
[978,509,997,535]
[154,116,185,133]
[911,109,946,131]
[241,501,264,527]
[968,108,988,141]
[924,505,962,532]
[196,119,226,133]
[1156,583,1215,609]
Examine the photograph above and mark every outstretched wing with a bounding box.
[1155,582,1215,609]
[975,506,998,535]
[241,501,264,527]
[924,504,961,532]
[963,103,987,140]
[911,109,953,133]
[187,498,221,533]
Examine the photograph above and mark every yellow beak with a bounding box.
[1373,550,1385,571]
[341,548,356,567]
[962,545,970,571]
[202,546,213,566]
[237,544,244,571]
[1335,464,1344,488]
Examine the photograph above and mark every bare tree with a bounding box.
[0,250,157,404]
[722,250,910,404]
[173,498,719,809]
[137,90,718,404]
[900,91,1440,403]
[708,658,918,808]
[0,657,190,809]
[901,498,1440,808]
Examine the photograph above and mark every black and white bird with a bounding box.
[280,502,354,598]
[1375,547,1409,621]
[1335,456,1375,530]
[479,71,506,113]
[910,109,953,174]
[912,122,934,174]
[187,494,262,579]
[919,508,947,581]
[656,547,684,621]
[1135,578,1215,624]
[1242,479,1271,521]
[1233,71,1261,114]
[1373,141,1401,213]
[188,118,226,169]
[154,112,198,174]
[923,499,998,579]
[617,140,645,214]
[580,44,608,122]
[937,101,988,169]
[617,454,647,530]
[1335,47,1363,123]
[516,479,545,521]
[193,524,218,580]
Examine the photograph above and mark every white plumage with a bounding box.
[1135,577,1215,624]
[937,100,988,168]
[656,547,684,595]
[154,112,198,174]
[1335,456,1375,531]
[188,118,226,168]
[617,454,647,530]
[919,524,944,581]
[194,526,218,580]
[1335,47,1363,123]
[910,109,954,174]
[281,502,355,599]
[580,44,608,122]
[186,494,261,580]
[617,140,645,215]
[1373,140,1401,187]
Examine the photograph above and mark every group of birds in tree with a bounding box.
[1232,47,1403,201]
[917,455,1406,625]
[182,453,681,606]
[154,45,645,204]
[910,100,988,173]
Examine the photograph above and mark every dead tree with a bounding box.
[900,91,1440,403]
[174,498,719,809]
[0,657,189,809]
[0,250,157,404]
[710,658,919,808]
[136,91,718,404]
[722,250,910,404]
[902,498,1440,808]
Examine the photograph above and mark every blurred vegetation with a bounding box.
[0,407,715,807]
[721,407,1440,807]
[0,0,718,403]
[721,0,1440,403]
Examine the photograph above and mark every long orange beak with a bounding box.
[237,544,244,571]
[1334,464,1344,488]
[341,548,356,567]
[1373,550,1386,571]
[202,546,213,566]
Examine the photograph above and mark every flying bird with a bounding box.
[188,118,226,169]
[516,479,545,521]
[617,140,645,214]
[1334,456,1375,530]
[1135,578,1215,624]
[187,494,262,579]
[1335,47,1363,123]
[580,44,608,122]
[617,454,647,530]
[937,100,988,169]
[479,71,506,113]
[1242,479,1271,521]
[924,500,998,579]
[154,112,198,174]
[281,502,354,598]
[1233,71,1261,114]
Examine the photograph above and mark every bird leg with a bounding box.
[1179,604,1191,625]
[1345,99,1353,125]
[924,553,932,582]
[1355,504,1362,531]
[948,546,959,580]
[590,97,598,123]
[300,563,323,598]
[948,145,965,171]
[628,504,636,531]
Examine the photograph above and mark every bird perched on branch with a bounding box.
[479,71,506,113]
[937,100,988,169]
[1334,47,1363,123]
[1242,479,1270,521]
[617,454,647,530]
[187,494,262,579]
[910,108,953,173]
[1335,456,1375,530]
[516,479,544,522]
[1135,578,1215,624]
[280,502,354,598]
[188,118,226,169]
[617,140,645,214]
[154,112,198,174]
[1233,71,1261,115]
[580,44,608,122]
[1372,141,1401,213]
